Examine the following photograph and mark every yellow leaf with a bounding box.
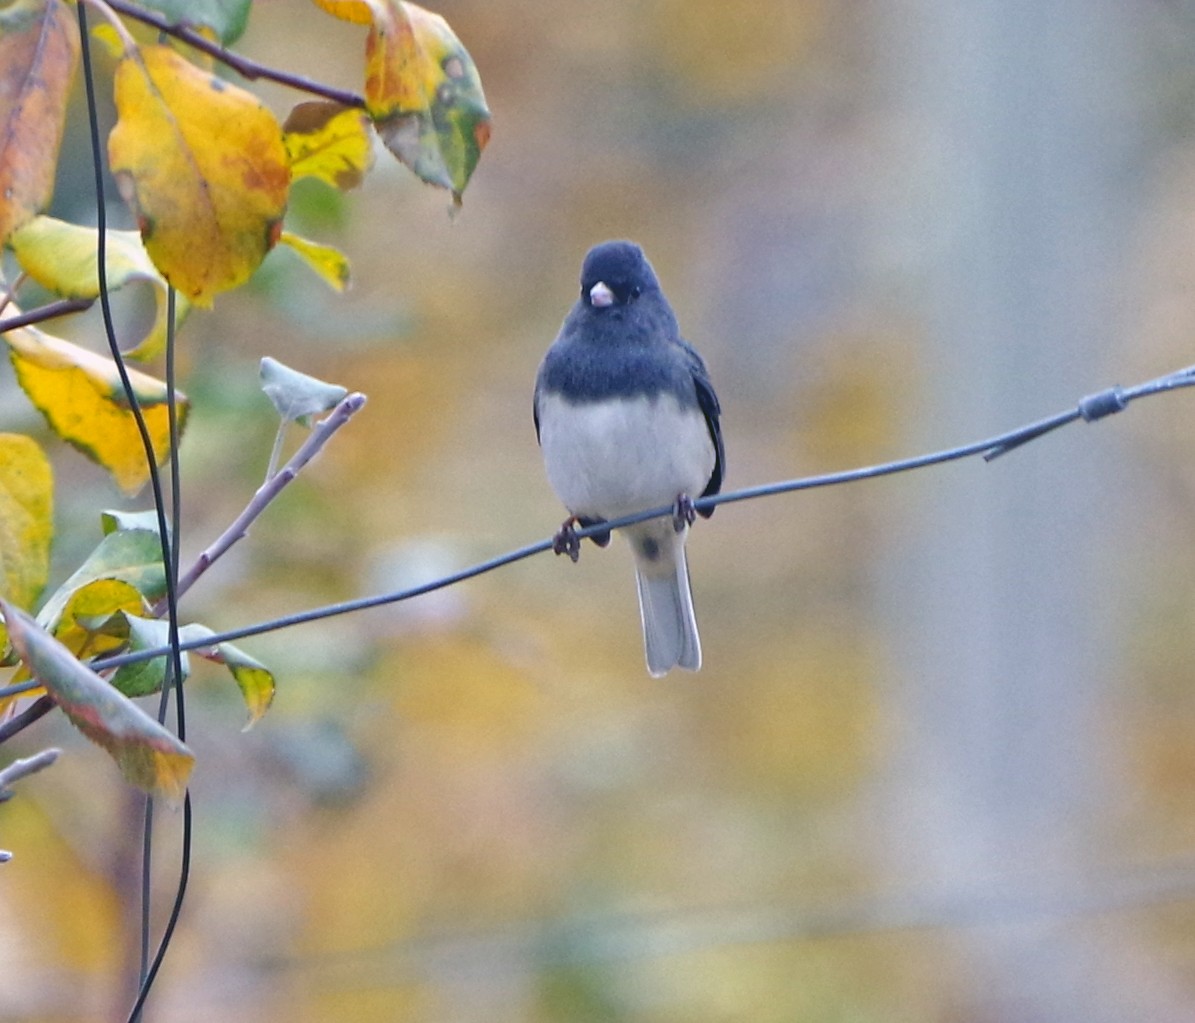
[4,325,189,495]
[283,101,375,190]
[277,231,352,292]
[9,215,191,361]
[2,600,194,804]
[48,578,145,659]
[107,45,291,306]
[0,434,53,647]
[0,0,78,244]
[309,0,384,26]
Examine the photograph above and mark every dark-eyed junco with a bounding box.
[534,241,725,676]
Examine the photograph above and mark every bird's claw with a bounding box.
[672,494,697,533]
[552,517,582,563]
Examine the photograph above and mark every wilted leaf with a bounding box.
[135,0,253,45]
[0,0,78,244]
[260,356,348,425]
[9,215,192,361]
[5,323,189,494]
[277,231,352,292]
[369,3,490,203]
[2,601,194,803]
[0,433,52,612]
[315,0,490,204]
[37,526,165,640]
[107,44,291,306]
[197,631,275,729]
[284,101,374,191]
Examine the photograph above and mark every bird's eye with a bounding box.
[629,286,642,301]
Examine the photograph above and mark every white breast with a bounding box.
[537,392,716,519]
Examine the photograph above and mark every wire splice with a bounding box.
[1078,386,1128,422]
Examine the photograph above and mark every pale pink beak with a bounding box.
[589,281,615,307]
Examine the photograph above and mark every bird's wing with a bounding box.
[679,341,724,512]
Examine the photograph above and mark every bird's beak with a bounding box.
[589,281,615,308]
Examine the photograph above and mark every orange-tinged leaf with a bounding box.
[4,324,190,494]
[0,0,78,244]
[9,215,192,361]
[107,45,291,306]
[283,101,375,190]
[0,433,53,615]
[358,1,491,203]
[2,601,194,803]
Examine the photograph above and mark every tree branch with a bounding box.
[0,297,96,333]
[0,747,61,805]
[103,0,367,109]
[155,392,368,614]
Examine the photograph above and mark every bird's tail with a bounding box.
[632,528,701,677]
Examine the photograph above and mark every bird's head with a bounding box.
[580,240,661,311]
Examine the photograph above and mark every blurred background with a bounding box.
[7,0,1195,1019]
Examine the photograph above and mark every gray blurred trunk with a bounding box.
[877,4,1190,1020]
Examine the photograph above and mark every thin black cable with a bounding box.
[129,287,193,1023]
[73,7,189,1020]
[123,793,192,1023]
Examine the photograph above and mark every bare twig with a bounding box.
[156,392,368,614]
[0,297,97,333]
[79,0,138,50]
[0,696,55,744]
[0,747,61,804]
[103,0,367,109]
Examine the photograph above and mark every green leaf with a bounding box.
[101,508,167,537]
[260,356,348,426]
[103,616,275,727]
[136,0,252,45]
[99,614,191,698]
[37,528,165,639]
[1,600,193,803]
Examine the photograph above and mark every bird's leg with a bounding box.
[576,516,611,548]
[552,516,583,563]
[672,493,697,533]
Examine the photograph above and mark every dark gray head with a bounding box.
[579,241,662,310]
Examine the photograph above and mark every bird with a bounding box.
[533,240,725,676]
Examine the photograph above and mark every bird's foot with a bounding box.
[552,517,582,563]
[672,494,697,533]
